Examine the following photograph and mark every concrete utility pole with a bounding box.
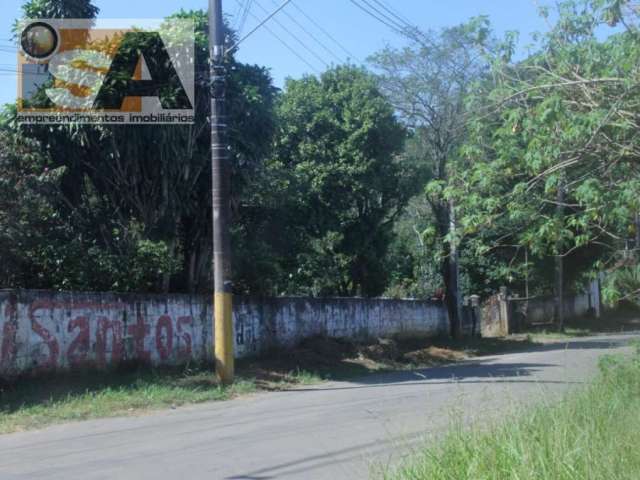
[209,0,234,383]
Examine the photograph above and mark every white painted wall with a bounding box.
[0,290,448,377]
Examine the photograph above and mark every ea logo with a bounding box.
[18,19,195,122]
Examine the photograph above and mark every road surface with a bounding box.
[0,333,637,480]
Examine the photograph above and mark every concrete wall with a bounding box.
[481,281,601,336]
[510,280,601,329]
[0,290,448,377]
[481,294,509,338]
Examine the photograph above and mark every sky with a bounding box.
[0,0,558,106]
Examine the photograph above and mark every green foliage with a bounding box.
[451,0,640,295]
[6,0,639,303]
[2,3,278,294]
[602,262,640,306]
[369,19,509,308]
[19,0,99,19]
[3,2,410,298]
[385,348,640,479]
[260,65,410,297]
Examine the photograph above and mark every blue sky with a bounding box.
[0,0,556,106]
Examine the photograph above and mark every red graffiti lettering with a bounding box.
[96,317,124,368]
[177,316,193,361]
[1,321,17,369]
[31,317,59,369]
[155,315,174,362]
[127,314,150,362]
[67,316,90,366]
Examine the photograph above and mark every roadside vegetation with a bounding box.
[385,345,640,480]
[3,0,640,325]
[0,365,314,435]
[0,333,539,434]
[1,309,632,435]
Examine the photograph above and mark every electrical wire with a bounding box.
[360,0,407,32]
[248,0,330,67]
[288,1,358,61]
[268,0,344,64]
[348,0,405,36]
[232,0,248,31]
[370,0,416,31]
[237,0,254,36]
[232,0,320,74]
[370,0,427,44]
[229,0,293,52]
[349,0,430,49]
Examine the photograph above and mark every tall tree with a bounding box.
[19,0,99,19]
[454,0,640,318]
[370,18,498,336]
[265,65,410,297]
[4,2,278,293]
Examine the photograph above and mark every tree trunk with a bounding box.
[188,249,198,293]
[636,212,640,256]
[442,257,460,338]
[555,253,564,331]
[433,200,461,339]
[448,199,462,338]
[555,181,565,332]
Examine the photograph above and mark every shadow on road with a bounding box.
[284,335,636,392]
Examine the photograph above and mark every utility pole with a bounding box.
[209,0,234,383]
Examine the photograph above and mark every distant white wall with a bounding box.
[519,280,601,326]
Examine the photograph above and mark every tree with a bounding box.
[370,18,499,336]
[264,65,410,297]
[4,2,278,293]
[19,0,99,19]
[454,0,640,321]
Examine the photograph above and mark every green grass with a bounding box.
[0,366,319,434]
[0,334,544,436]
[525,327,593,342]
[384,344,640,480]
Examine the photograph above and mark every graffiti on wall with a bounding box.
[0,297,207,373]
[0,290,448,377]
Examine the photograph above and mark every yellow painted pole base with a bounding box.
[214,292,234,384]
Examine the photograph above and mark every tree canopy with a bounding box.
[3,0,640,315]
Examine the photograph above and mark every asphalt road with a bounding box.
[0,333,637,480]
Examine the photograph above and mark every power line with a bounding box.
[232,0,248,31]
[237,0,254,36]
[233,0,320,74]
[360,0,407,32]
[370,0,416,31]
[250,0,330,67]
[348,0,404,36]
[229,0,293,51]
[268,0,344,64]
[288,1,358,62]
[370,0,426,43]
[349,0,429,48]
